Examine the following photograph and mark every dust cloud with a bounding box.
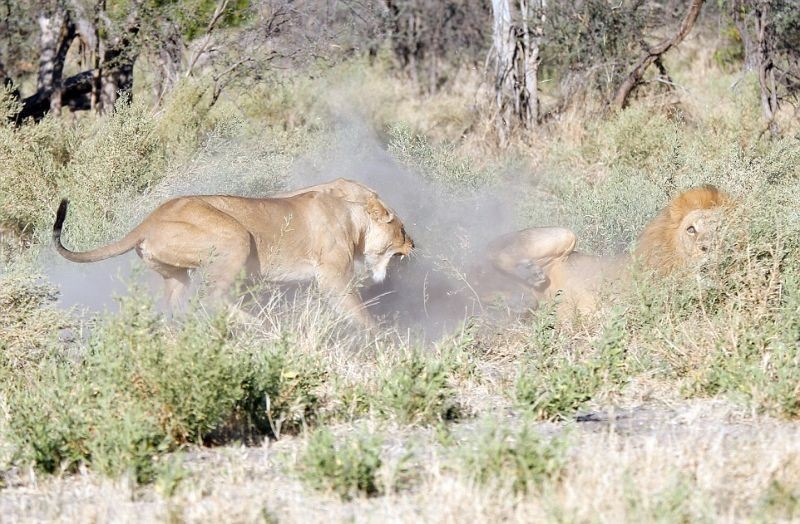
[41,107,527,339]
[285,114,522,338]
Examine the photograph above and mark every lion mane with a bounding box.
[635,185,730,272]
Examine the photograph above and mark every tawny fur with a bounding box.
[53,182,414,327]
[479,185,730,316]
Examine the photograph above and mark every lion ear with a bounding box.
[367,197,393,223]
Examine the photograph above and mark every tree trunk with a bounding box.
[152,24,183,104]
[0,57,15,91]
[754,0,778,132]
[34,2,78,117]
[100,44,135,110]
[613,0,704,109]
[49,15,77,115]
[491,0,514,142]
[491,0,543,141]
[520,0,545,127]
[732,0,758,71]
[37,6,65,92]
[11,0,140,123]
[90,0,104,112]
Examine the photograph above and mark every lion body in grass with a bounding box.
[473,185,729,315]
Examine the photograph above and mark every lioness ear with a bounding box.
[367,197,393,223]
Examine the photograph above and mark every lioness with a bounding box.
[475,185,729,315]
[53,189,414,326]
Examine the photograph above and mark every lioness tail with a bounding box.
[53,199,142,263]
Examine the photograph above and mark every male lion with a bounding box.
[53,187,414,326]
[472,185,729,315]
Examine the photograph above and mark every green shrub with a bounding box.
[299,427,384,500]
[374,349,461,425]
[387,124,490,191]
[686,267,800,418]
[239,334,326,438]
[7,363,91,475]
[714,25,746,72]
[0,270,73,372]
[759,480,800,521]
[85,297,246,444]
[516,355,601,421]
[515,306,629,420]
[623,474,713,523]
[5,294,246,481]
[0,111,71,236]
[1,274,336,482]
[461,420,566,493]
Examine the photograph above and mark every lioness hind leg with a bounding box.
[138,257,190,315]
[162,267,191,313]
[142,216,254,308]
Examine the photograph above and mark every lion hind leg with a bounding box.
[162,267,191,315]
[491,227,577,276]
[142,216,254,309]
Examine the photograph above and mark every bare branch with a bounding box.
[613,0,704,109]
[185,0,230,78]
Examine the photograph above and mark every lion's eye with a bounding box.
[686,225,697,235]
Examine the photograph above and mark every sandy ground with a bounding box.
[2,398,798,523]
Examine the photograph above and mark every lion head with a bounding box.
[635,185,729,271]
[362,196,414,283]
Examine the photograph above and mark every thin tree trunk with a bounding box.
[185,0,229,78]
[754,1,778,131]
[99,3,139,112]
[35,2,78,117]
[50,15,77,115]
[492,0,543,139]
[37,8,63,92]
[520,0,545,127]
[491,0,513,142]
[90,0,104,112]
[732,0,758,71]
[613,0,704,109]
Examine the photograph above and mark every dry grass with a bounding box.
[3,400,800,522]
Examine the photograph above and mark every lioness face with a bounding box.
[363,199,414,283]
[679,209,720,263]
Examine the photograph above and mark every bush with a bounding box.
[299,427,384,500]
[374,349,461,425]
[0,109,71,237]
[460,420,566,493]
[239,334,326,438]
[4,291,328,482]
[5,294,244,481]
[0,270,73,373]
[624,474,714,522]
[387,124,490,192]
[515,305,628,420]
